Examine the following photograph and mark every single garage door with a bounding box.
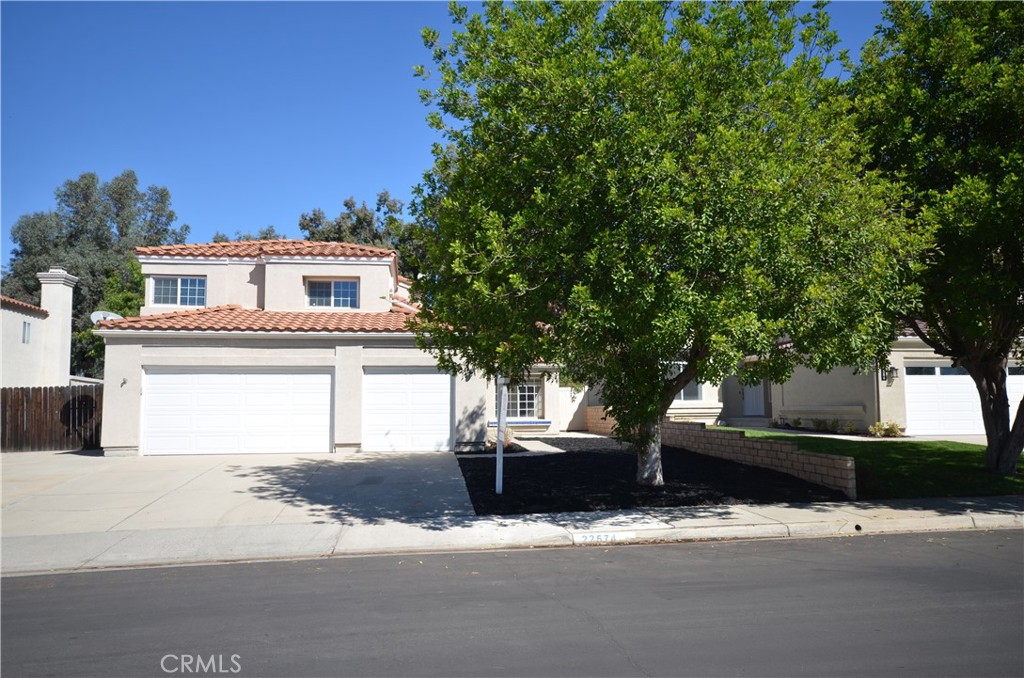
[362,369,452,451]
[904,366,1024,436]
[143,371,332,455]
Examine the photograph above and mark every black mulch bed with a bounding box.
[457,436,845,516]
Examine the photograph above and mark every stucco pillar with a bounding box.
[36,267,78,383]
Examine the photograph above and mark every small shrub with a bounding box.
[842,421,857,435]
[868,421,905,438]
[812,418,828,431]
[885,421,905,437]
[828,418,841,432]
[791,417,802,429]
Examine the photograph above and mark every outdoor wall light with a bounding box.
[880,367,899,381]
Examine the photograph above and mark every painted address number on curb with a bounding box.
[576,532,636,544]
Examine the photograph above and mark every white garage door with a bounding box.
[362,369,452,452]
[905,366,1024,436]
[143,371,332,455]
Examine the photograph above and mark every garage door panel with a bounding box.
[362,370,451,452]
[906,368,1023,436]
[143,371,331,455]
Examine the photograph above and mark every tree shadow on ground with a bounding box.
[227,452,479,530]
[460,436,848,516]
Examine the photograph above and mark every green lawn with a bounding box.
[724,429,1024,500]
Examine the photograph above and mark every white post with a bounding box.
[496,376,509,495]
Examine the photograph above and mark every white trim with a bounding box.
[261,256,393,265]
[95,329,416,339]
[137,256,259,265]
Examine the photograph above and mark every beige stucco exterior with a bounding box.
[720,335,1020,432]
[139,256,395,315]
[1,267,78,387]
[99,333,489,455]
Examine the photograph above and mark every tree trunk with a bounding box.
[634,419,664,486]
[966,360,1024,475]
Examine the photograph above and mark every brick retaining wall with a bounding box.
[660,421,857,499]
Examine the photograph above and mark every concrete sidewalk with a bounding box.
[2,449,1021,576]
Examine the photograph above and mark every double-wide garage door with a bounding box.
[143,371,332,455]
[905,366,1024,436]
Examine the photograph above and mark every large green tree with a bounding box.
[2,171,189,377]
[412,1,921,484]
[852,1,1024,474]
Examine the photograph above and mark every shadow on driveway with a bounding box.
[228,451,478,530]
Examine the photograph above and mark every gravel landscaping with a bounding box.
[457,435,846,516]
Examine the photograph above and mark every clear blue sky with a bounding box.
[1,1,886,268]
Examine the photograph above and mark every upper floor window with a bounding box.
[154,277,206,306]
[308,280,359,309]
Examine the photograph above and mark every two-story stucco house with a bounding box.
[95,240,502,456]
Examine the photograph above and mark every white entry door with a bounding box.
[362,369,452,451]
[743,382,765,416]
[142,371,332,455]
[904,366,1024,435]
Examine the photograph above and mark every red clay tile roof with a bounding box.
[96,305,415,333]
[1,295,48,317]
[135,239,396,259]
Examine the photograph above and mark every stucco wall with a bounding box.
[770,365,876,431]
[141,261,261,315]
[1,307,50,387]
[100,335,488,455]
[263,261,393,312]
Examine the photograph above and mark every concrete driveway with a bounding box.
[2,449,477,538]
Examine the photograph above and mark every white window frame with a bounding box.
[151,276,206,307]
[675,380,702,401]
[21,321,30,344]
[506,380,543,419]
[306,279,359,309]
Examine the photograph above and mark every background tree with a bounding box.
[852,1,1024,474]
[299,190,426,277]
[413,1,921,484]
[2,170,189,377]
[212,225,284,242]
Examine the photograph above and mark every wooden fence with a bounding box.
[1,385,103,452]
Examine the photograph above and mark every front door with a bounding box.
[743,382,765,416]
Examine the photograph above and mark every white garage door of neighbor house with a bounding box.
[143,371,332,455]
[904,366,1024,436]
[362,369,452,452]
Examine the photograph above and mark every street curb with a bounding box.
[2,512,1020,577]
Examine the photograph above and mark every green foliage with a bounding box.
[76,259,146,374]
[413,2,920,463]
[851,1,1024,471]
[2,171,188,378]
[298,190,426,278]
[212,226,284,242]
[842,421,857,435]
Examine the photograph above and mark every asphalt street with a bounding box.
[2,530,1021,678]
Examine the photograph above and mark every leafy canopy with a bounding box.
[411,0,925,446]
[412,0,921,445]
[2,170,189,377]
[851,0,1024,471]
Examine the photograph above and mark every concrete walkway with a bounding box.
[2,449,1020,576]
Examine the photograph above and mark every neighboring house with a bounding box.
[1,267,78,387]
[720,330,1024,436]
[95,239,577,456]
